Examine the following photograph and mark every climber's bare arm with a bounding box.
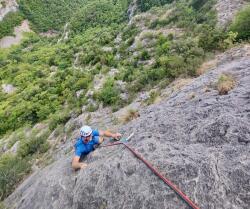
[72,156,87,170]
[98,130,121,144]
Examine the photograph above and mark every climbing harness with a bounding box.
[101,133,200,209]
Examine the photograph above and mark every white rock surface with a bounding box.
[0,0,18,21]
[1,83,16,94]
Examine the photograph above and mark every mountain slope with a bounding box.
[216,0,248,27]
[0,1,250,208]
[4,45,250,209]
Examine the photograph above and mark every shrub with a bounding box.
[118,67,135,82]
[0,202,6,209]
[75,76,92,90]
[145,91,160,105]
[129,68,167,92]
[49,110,71,131]
[197,25,226,51]
[156,38,170,55]
[0,1,6,7]
[7,128,28,149]
[0,11,24,39]
[127,37,135,46]
[139,50,150,60]
[122,109,140,124]
[137,0,174,12]
[17,131,50,157]
[86,103,99,112]
[121,24,139,41]
[141,68,167,84]
[223,31,238,49]
[158,55,186,77]
[0,154,31,200]
[190,0,208,10]
[19,0,86,32]
[96,78,121,106]
[39,142,50,154]
[217,74,236,95]
[230,5,250,40]
[70,1,125,33]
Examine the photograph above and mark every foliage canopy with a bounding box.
[230,5,250,40]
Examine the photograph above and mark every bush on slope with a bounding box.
[230,5,250,40]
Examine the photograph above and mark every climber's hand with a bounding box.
[113,133,122,140]
[80,163,87,169]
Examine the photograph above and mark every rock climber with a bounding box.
[72,125,121,170]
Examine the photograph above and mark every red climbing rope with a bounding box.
[101,142,200,209]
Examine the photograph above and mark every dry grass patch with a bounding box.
[196,59,218,76]
[122,109,140,124]
[244,44,250,56]
[171,78,193,92]
[145,91,160,105]
[217,73,236,95]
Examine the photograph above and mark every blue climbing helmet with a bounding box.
[80,125,92,137]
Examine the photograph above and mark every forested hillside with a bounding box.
[0,0,132,136]
[0,0,249,205]
[0,0,241,136]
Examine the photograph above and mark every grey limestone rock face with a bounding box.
[5,47,250,209]
[127,0,138,23]
[215,0,248,27]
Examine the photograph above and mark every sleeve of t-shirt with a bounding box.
[75,148,82,157]
[92,130,100,144]
[92,136,99,145]
[92,129,99,136]
[74,144,82,157]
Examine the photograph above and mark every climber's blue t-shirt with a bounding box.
[74,130,100,157]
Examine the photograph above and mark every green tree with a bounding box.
[137,0,174,12]
[0,11,24,39]
[230,5,250,40]
[19,0,86,32]
[70,0,125,33]
[96,78,121,106]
